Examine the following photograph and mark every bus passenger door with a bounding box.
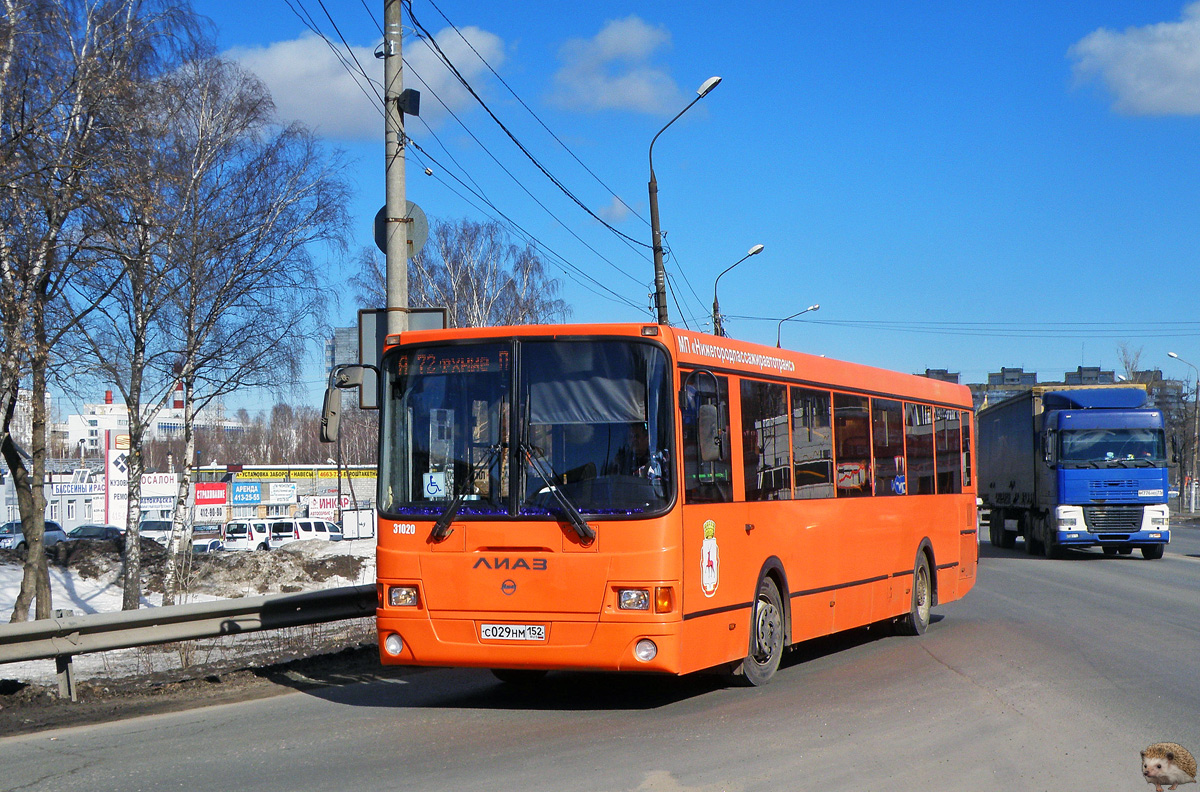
[679,371,746,671]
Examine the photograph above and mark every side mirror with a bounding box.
[333,365,365,389]
[320,387,342,443]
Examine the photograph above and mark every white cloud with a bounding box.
[1070,2,1200,115]
[550,16,686,114]
[597,195,634,224]
[225,26,506,140]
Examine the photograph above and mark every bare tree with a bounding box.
[1,0,199,621]
[353,218,570,326]
[136,58,349,603]
[1118,343,1145,383]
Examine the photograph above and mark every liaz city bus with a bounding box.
[325,322,977,685]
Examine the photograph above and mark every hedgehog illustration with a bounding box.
[1141,743,1197,792]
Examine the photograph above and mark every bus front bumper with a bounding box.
[376,612,683,674]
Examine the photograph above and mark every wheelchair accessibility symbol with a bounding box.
[422,472,447,499]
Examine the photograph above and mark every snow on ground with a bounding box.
[0,539,377,686]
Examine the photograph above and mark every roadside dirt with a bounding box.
[0,642,419,737]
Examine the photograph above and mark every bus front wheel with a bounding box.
[897,554,932,636]
[736,576,784,686]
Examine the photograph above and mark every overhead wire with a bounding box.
[403,0,651,252]
[422,0,648,230]
[724,315,1200,339]
[342,0,654,317]
[406,140,645,312]
[400,55,644,288]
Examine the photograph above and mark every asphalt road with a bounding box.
[4,527,1200,792]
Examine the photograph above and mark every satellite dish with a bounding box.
[374,201,429,258]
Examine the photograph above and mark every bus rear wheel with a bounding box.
[736,576,784,686]
[896,553,932,636]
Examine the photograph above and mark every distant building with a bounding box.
[1063,366,1115,385]
[966,365,1188,417]
[62,388,242,455]
[969,367,1039,412]
[921,369,960,384]
[8,388,52,452]
[325,327,358,378]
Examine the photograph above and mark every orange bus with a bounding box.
[367,322,977,684]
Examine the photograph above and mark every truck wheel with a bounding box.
[990,511,1016,549]
[1038,518,1060,559]
[735,576,785,686]
[896,553,932,636]
[1141,544,1165,560]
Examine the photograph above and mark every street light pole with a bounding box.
[649,76,721,325]
[776,304,820,348]
[711,243,764,336]
[1168,351,1199,512]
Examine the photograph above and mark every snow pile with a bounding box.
[0,539,378,686]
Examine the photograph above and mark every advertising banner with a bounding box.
[301,494,354,521]
[269,483,298,503]
[231,482,262,505]
[195,482,226,505]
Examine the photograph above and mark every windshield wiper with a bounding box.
[430,443,504,542]
[520,442,596,544]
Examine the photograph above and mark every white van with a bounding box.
[222,519,271,551]
[269,519,344,546]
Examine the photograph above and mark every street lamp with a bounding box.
[776,304,821,348]
[1168,351,1199,512]
[648,76,722,325]
[711,243,764,336]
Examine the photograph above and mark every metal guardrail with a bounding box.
[0,584,377,699]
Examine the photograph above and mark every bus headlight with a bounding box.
[618,589,650,610]
[634,639,658,662]
[389,586,419,607]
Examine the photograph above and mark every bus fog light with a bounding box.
[618,589,650,610]
[389,586,419,607]
[634,639,657,662]
[384,633,404,656]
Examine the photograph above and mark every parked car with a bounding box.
[138,520,173,544]
[0,519,68,553]
[67,524,124,542]
[268,518,344,546]
[191,537,224,553]
[222,519,271,551]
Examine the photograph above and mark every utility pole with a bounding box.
[383,0,408,336]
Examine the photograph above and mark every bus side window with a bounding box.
[741,379,790,501]
[681,371,732,504]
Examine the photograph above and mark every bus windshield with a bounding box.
[1059,428,1166,466]
[378,338,673,519]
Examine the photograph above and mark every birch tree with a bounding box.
[353,218,570,327]
[1,0,198,621]
[153,58,348,604]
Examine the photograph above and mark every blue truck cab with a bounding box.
[980,385,1170,559]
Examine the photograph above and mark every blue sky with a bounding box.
[193,1,1200,405]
